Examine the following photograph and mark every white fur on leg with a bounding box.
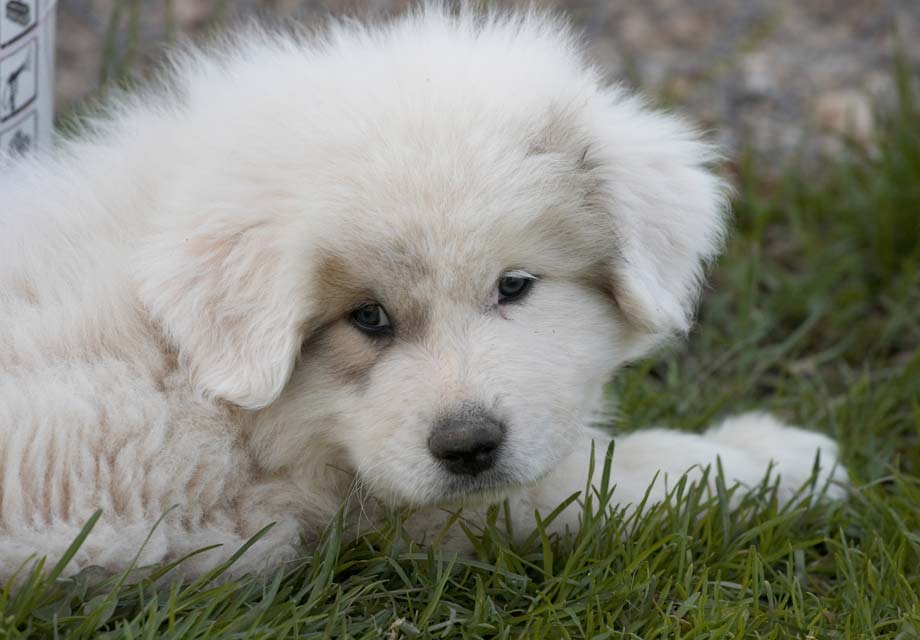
[516,414,847,537]
[702,412,848,502]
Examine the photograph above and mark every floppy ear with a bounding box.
[589,91,729,338]
[135,208,309,410]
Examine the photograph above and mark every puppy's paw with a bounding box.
[704,412,848,502]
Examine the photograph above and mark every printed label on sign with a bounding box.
[0,0,51,155]
[0,108,34,155]
[0,37,36,122]
[0,0,38,47]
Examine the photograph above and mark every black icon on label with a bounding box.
[1,0,37,47]
[5,1,30,27]
[0,109,36,155]
[4,51,28,111]
[1,40,36,121]
[8,126,28,153]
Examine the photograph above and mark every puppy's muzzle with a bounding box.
[428,404,505,476]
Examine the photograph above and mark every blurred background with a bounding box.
[55,0,920,170]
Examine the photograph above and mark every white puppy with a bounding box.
[0,6,846,579]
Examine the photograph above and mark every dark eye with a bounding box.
[351,303,391,334]
[498,273,535,303]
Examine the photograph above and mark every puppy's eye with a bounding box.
[351,303,391,334]
[498,272,535,303]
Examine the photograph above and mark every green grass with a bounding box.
[9,51,920,640]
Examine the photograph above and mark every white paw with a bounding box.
[704,412,848,502]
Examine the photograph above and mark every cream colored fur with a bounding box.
[0,5,846,581]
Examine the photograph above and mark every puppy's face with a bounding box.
[135,16,726,508]
[265,133,633,505]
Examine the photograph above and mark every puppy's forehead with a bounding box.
[331,116,601,241]
[305,97,611,321]
[316,228,492,307]
[313,168,606,310]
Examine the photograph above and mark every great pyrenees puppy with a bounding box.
[0,6,846,579]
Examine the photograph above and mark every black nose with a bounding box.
[428,404,504,476]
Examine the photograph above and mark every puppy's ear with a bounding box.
[135,209,308,410]
[589,93,729,338]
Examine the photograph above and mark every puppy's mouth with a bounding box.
[434,468,519,506]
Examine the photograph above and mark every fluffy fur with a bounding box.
[0,6,847,580]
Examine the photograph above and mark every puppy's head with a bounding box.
[135,10,727,506]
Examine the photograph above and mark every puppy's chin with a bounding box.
[433,469,519,507]
[371,464,548,510]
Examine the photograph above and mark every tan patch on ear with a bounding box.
[526,102,589,157]
[525,104,608,233]
[583,260,658,334]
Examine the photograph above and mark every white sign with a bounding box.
[0,0,54,157]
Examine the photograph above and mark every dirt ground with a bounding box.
[55,0,920,166]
